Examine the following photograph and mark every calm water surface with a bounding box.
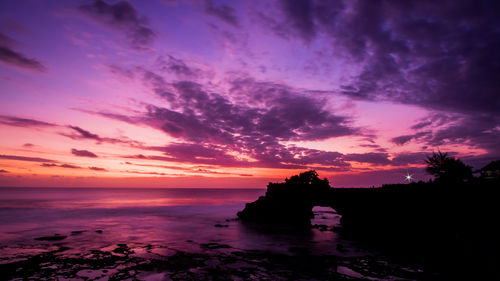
[0,187,357,258]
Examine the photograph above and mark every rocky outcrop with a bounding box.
[237,170,332,225]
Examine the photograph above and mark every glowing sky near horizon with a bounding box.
[1,0,499,187]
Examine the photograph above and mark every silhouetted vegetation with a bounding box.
[425,151,473,183]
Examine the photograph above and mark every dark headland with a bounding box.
[238,154,500,280]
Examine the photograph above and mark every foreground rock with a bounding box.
[237,170,332,225]
[34,234,67,241]
[0,243,424,280]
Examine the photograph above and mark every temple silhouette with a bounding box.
[238,154,500,280]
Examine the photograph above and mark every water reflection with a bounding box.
[0,187,366,259]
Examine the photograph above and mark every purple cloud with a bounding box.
[267,0,500,156]
[0,116,137,148]
[87,71,367,169]
[427,116,500,155]
[0,115,56,127]
[343,152,391,166]
[106,65,135,79]
[391,152,431,166]
[151,142,247,166]
[278,0,317,42]
[359,143,387,153]
[41,163,82,169]
[0,154,57,163]
[151,78,356,142]
[155,55,205,78]
[0,33,46,72]
[91,71,368,169]
[67,126,100,140]
[124,170,167,176]
[391,132,431,146]
[391,135,415,146]
[98,71,358,151]
[205,0,239,27]
[125,161,251,176]
[60,164,82,169]
[76,108,138,124]
[127,142,350,171]
[62,125,141,146]
[0,169,9,173]
[40,163,82,169]
[71,149,98,158]
[78,0,156,50]
[195,169,253,177]
[89,166,107,171]
[392,113,500,157]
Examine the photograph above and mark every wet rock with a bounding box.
[113,244,134,255]
[214,224,229,228]
[34,234,67,241]
[200,243,232,250]
[312,224,329,231]
[288,247,310,255]
[336,244,348,253]
[331,226,342,232]
[0,242,426,281]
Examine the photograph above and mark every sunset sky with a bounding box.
[1,0,499,187]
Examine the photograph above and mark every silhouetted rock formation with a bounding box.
[238,158,500,279]
[237,170,332,225]
[238,154,500,279]
[34,234,67,241]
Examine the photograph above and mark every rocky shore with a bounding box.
[0,239,424,280]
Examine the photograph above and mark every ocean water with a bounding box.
[0,187,356,255]
[0,187,420,280]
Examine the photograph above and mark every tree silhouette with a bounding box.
[425,151,473,183]
[284,170,329,186]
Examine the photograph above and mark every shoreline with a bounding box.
[1,235,424,280]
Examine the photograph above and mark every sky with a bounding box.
[0,0,499,188]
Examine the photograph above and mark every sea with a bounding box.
[0,187,422,280]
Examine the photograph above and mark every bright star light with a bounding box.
[404,173,413,183]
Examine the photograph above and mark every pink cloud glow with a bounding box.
[1,0,498,187]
